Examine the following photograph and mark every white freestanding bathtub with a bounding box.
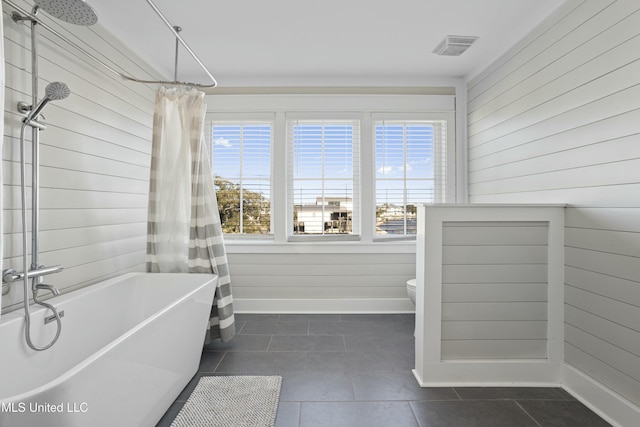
[0,272,217,427]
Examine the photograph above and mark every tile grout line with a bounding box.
[347,372,358,402]
[553,387,571,400]
[407,400,422,427]
[236,320,246,335]
[212,351,227,373]
[297,401,303,427]
[514,400,543,427]
[452,387,463,400]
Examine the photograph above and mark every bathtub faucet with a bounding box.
[35,283,60,297]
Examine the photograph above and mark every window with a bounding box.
[287,120,360,238]
[375,120,447,236]
[210,121,272,235]
[207,93,455,243]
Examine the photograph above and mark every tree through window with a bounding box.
[210,122,272,235]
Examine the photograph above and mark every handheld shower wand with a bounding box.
[15,81,70,351]
[20,81,71,126]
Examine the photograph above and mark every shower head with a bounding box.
[34,0,98,26]
[23,82,71,124]
[44,81,71,101]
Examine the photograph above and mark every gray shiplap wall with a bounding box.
[467,0,640,408]
[1,1,155,312]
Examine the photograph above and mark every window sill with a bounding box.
[224,239,417,254]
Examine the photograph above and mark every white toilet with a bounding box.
[407,278,416,305]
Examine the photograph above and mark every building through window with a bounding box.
[288,120,360,237]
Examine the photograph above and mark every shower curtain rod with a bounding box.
[3,0,218,88]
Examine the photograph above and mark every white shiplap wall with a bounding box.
[467,0,640,417]
[441,222,549,360]
[1,1,156,313]
[228,246,417,313]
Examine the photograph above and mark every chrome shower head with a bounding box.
[34,0,98,26]
[45,81,71,101]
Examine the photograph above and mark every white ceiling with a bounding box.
[90,0,565,87]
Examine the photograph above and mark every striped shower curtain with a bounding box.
[146,86,235,343]
[0,6,4,315]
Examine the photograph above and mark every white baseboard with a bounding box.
[413,361,562,387]
[234,298,415,313]
[563,364,640,427]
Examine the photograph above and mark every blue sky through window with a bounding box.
[211,123,272,199]
[375,123,436,206]
[375,122,437,235]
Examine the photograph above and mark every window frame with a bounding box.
[205,95,457,246]
[372,113,453,240]
[286,113,362,242]
[205,113,276,239]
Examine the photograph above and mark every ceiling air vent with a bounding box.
[433,35,479,56]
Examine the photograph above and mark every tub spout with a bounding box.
[35,283,60,296]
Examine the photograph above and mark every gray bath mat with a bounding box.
[170,375,282,427]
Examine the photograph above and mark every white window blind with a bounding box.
[209,121,273,235]
[287,120,360,238]
[375,120,447,236]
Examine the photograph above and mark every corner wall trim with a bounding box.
[563,364,639,427]
[414,204,566,386]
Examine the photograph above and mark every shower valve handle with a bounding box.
[3,269,18,283]
[2,265,64,283]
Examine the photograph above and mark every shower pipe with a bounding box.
[2,0,218,88]
[6,3,68,351]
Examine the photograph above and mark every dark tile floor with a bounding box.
[157,313,611,427]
